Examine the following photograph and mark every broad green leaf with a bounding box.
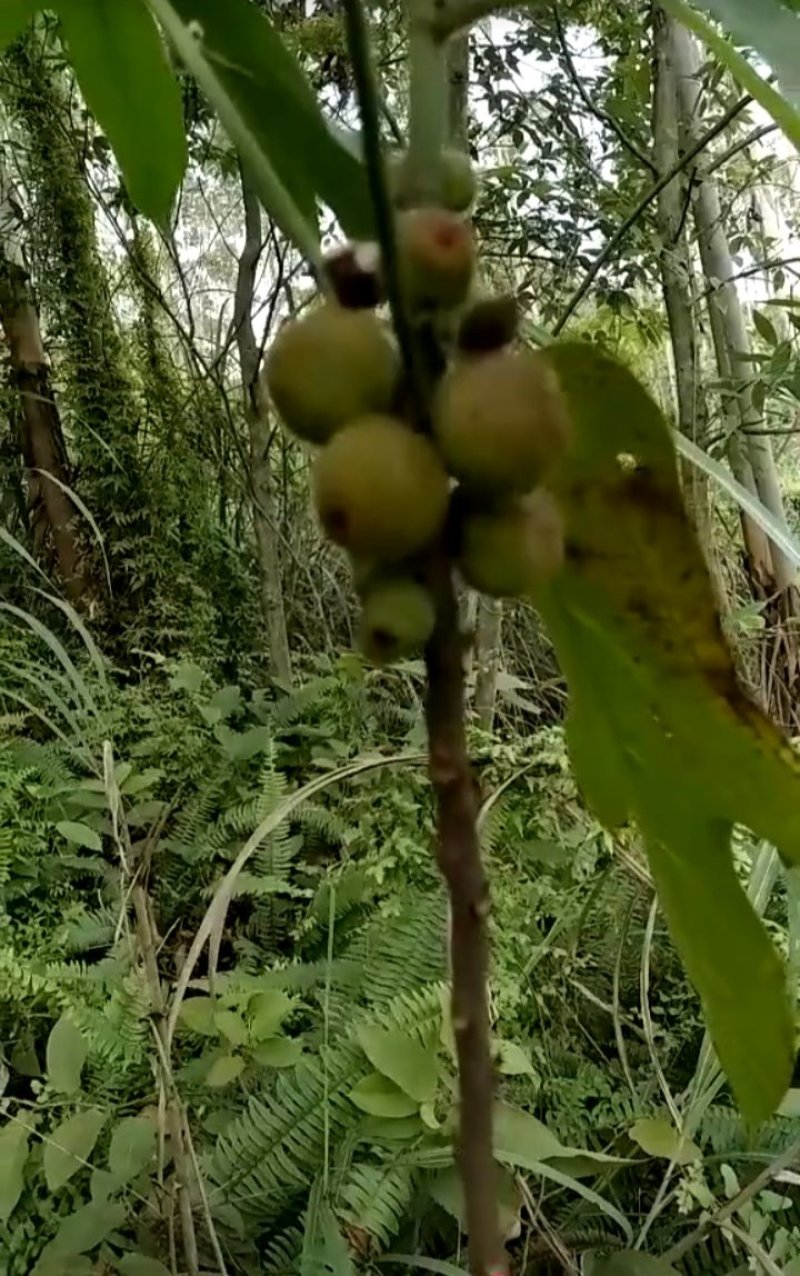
[778,1088,800,1116]
[302,1195,355,1276]
[205,1054,245,1087]
[214,1009,249,1046]
[55,821,101,852]
[32,1258,94,1276]
[591,1256,678,1275]
[46,1015,87,1094]
[178,996,217,1035]
[0,0,37,52]
[108,1115,157,1179]
[429,1164,522,1236]
[39,1198,126,1257]
[58,0,186,222]
[349,1072,419,1118]
[494,1040,536,1077]
[252,1037,304,1068]
[538,342,798,1120]
[0,1123,29,1223]
[753,310,779,347]
[250,989,294,1040]
[117,1257,173,1276]
[662,0,800,153]
[629,1118,700,1165]
[357,1025,438,1103]
[44,1109,106,1191]
[148,0,372,240]
[494,1101,565,1162]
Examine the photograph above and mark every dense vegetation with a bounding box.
[3,2,800,1274]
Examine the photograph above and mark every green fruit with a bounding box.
[396,208,475,310]
[264,303,399,444]
[458,490,564,598]
[359,577,436,664]
[457,294,518,354]
[390,148,477,212]
[433,349,571,493]
[313,415,450,559]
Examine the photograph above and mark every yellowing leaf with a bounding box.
[349,1071,419,1117]
[44,1109,106,1192]
[46,1016,87,1095]
[629,1118,699,1165]
[0,1122,29,1223]
[205,1054,245,1087]
[538,342,798,1121]
[356,1024,439,1102]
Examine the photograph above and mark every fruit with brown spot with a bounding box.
[358,577,436,664]
[313,415,450,559]
[396,208,475,310]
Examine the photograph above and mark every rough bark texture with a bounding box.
[233,166,293,686]
[0,197,87,603]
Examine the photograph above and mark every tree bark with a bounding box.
[0,185,88,604]
[233,164,293,686]
[670,17,796,601]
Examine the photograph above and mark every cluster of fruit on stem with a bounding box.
[264,148,571,665]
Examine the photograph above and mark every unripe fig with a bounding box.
[390,148,477,213]
[264,303,398,444]
[359,577,436,664]
[433,348,570,493]
[396,208,475,310]
[313,415,450,559]
[458,490,564,598]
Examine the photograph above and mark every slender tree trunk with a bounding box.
[0,184,87,604]
[233,164,292,686]
[670,18,796,601]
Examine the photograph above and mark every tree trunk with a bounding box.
[0,185,87,604]
[233,164,293,686]
[670,17,796,600]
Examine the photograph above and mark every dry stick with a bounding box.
[339,1,503,1269]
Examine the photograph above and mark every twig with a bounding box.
[553,93,752,333]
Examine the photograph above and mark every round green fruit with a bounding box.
[264,303,398,444]
[359,577,436,664]
[313,415,450,559]
[433,348,571,493]
[458,490,564,598]
[390,148,477,213]
[396,208,475,311]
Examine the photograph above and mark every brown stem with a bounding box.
[424,551,504,1276]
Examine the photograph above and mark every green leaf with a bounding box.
[214,1009,249,1046]
[205,1054,245,1087]
[539,342,798,1120]
[494,1040,536,1077]
[148,0,372,239]
[494,1101,565,1162]
[677,0,800,105]
[662,0,800,153]
[116,1257,173,1276]
[590,1256,678,1275]
[629,1118,700,1165]
[178,996,217,1035]
[46,1015,87,1094]
[39,1199,126,1257]
[44,1109,106,1191]
[58,0,186,222]
[108,1116,157,1180]
[55,821,101,852]
[753,310,779,346]
[0,0,37,52]
[252,1037,304,1068]
[0,1122,29,1223]
[357,1025,439,1103]
[349,1072,420,1117]
[250,989,294,1040]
